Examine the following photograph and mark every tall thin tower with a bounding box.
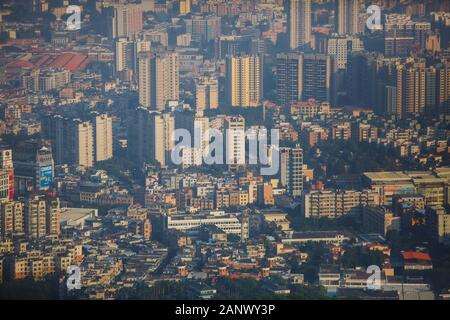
[288,0,312,50]
[335,0,361,35]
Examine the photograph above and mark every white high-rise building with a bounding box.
[224,116,246,165]
[115,37,131,73]
[138,51,152,108]
[288,0,312,50]
[180,147,203,168]
[116,37,151,75]
[73,120,94,168]
[94,114,113,162]
[194,116,210,156]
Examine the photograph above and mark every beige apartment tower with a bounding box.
[94,114,113,162]
[226,55,262,108]
[138,51,179,110]
[46,198,60,237]
[195,77,219,114]
[335,0,361,35]
[115,38,130,73]
[109,4,143,39]
[0,201,24,237]
[152,113,175,167]
[73,120,94,168]
[437,62,450,114]
[396,64,426,118]
[288,0,312,49]
[179,0,191,15]
[24,197,60,239]
[138,52,152,108]
[24,197,47,239]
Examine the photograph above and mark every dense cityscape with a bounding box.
[0,0,449,301]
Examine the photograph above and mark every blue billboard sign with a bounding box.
[39,165,53,188]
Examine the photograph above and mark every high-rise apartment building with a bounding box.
[394,60,434,118]
[72,120,94,168]
[302,189,376,218]
[327,35,363,70]
[302,54,333,102]
[179,0,191,15]
[128,108,174,167]
[215,35,264,59]
[185,14,221,44]
[426,206,450,243]
[45,115,108,167]
[362,206,400,236]
[0,149,14,201]
[357,123,378,142]
[384,14,415,57]
[24,197,47,239]
[138,52,152,108]
[0,201,24,238]
[21,68,71,93]
[276,53,303,107]
[226,55,262,108]
[21,69,39,92]
[277,53,334,105]
[24,196,60,239]
[116,37,151,76]
[195,77,219,114]
[224,116,246,166]
[384,14,431,57]
[115,37,132,74]
[396,66,425,117]
[287,0,312,50]
[258,183,275,206]
[93,113,113,162]
[151,112,175,168]
[280,146,303,197]
[46,197,60,237]
[436,61,450,114]
[175,110,210,167]
[335,0,361,35]
[108,4,143,39]
[346,51,383,110]
[138,51,179,110]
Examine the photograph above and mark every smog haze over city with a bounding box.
[0,0,450,308]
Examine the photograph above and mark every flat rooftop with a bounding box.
[289,231,352,239]
[364,172,411,182]
[412,177,447,184]
[60,207,98,224]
